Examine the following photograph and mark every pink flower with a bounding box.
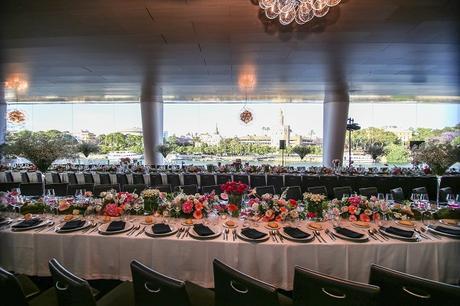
[349,215,357,222]
[182,200,194,214]
[104,204,120,217]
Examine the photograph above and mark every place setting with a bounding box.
[54,218,92,233]
[378,223,420,242]
[10,215,51,232]
[98,220,134,235]
[145,222,179,238]
[236,226,270,243]
[427,220,460,239]
[279,226,314,243]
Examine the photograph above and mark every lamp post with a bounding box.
[346,118,361,168]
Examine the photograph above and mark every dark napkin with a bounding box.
[106,221,126,232]
[335,227,364,239]
[384,226,414,238]
[193,224,214,236]
[432,225,460,236]
[61,220,86,230]
[241,228,267,240]
[284,226,311,239]
[12,218,42,229]
[0,217,6,223]
[152,223,172,234]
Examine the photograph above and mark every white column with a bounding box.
[322,85,349,167]
[0,85,6,146]
[140,84,163,165]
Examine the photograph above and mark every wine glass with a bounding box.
[385,193,394,206]
[377,193,385,201]
[446,193,455,206]
[341,194,349,201]
[410,193,419,206]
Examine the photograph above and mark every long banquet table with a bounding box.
[1,218,459,290]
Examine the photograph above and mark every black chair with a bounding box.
[67,184,95,196]
[98,173,112,185]
[390,187,405,202]
[369,264,460,306]
[359,187,379,198]
[130,260,214,306]
[255,186,276,196]
[45,183,68,197]
[333,186,353,199]
[439,187,453,203]
[51,172,62,184]
[19,183,43,196]
[183,174,198,186]
[301,176,320,193]
[48,258,134,306]
[21,172,30,183]
[216,174,232,185]
[83,173,94,184]
[267,175,284,194]
[123,184,148,193]
[293,266,379,306]
[167,174,181,190]
[233,175,249,185]
[5,172,15,182]
[202,185,222,194]
[284,175,302,188]
[152,184,172,193]
[200,174,216,187]
[67,173,78,185]
[0,266,57,306]
[150,174,163,186]
[116,174,129,186]
[250,175,266,188]
[93,184,120,195]
[412,187,428,194]
[0,182,21,192]
[132,174,146,185]
[307,186,328,196]
[175,184,198,195]
[281,186,302,200]
[213,259,292,306]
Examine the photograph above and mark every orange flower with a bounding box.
[227,204,238,213]
[280,206,288,213]
[359,213,370,222]
[194,201,204,211]
[348,205,357,215]
[193,210,203,219]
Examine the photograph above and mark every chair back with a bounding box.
[250,175,266,188]
[202,185,221,194]
[48,259,96,306]
[284,175,302,187]
[166,174,181,189]
[130,260,191,306]
[175,184,198,195]
[213,259,280,306]
[68,173,79,185]
[116,174,129,186]
[233,175,249,185]
[152,184,172,193]
[266,175,284,194]
[19,183,43,196]
[412,187,428,194]
[83,173,94,184]
[359,187,379,198]
[439,187,453,202]
[0,267,29,306]
[183,174,198,186]
[67,183,94,196]
[93,184,120,195]
[150,174,163,186]
[307,186,328,196]
[216,174,232,185]
[200,174,216,187]
[133,174,145,185]
[51,172,62,183]
[333,186,353,199]
[293,266,379,306]
[369,264,460,306]
[123,184,148,193]
[255,185,275,196]
[281,186,302,200]
[390,187,405,202]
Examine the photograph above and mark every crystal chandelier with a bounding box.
[259,0,342,25]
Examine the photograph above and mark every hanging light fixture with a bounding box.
[259,0,342,25]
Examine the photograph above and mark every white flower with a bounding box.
[252,203,259,212]
[289,210,299,219]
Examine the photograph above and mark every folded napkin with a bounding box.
[152,223,172,234]
[335,227,364,239]
[241,228,267,240]
[283,226,310,239]
[432,225,460,236]
[0,217,6,223]
[384,226,414,238]
[193,224,214,236]
[12,218,42,229]
[61,220,86,230]
[106,221,126,232]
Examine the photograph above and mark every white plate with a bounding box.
[189,225,222,240]
[332,227,369,242]
[11,220,48,232]
[439,219,460,227]
[236,227,270,242]
[145,224,178,237]
[279,227,314,242]
[55,220,91,233]
[0,218,13,226]
[428,225,460,239]
[378,226,419,242]
[98,221,134,235]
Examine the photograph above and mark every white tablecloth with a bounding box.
[1,219,459,290]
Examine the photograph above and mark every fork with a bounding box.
[276,230,284,243]
[325,229,336,241]
[224,228,229,240]
[272,230,279,243]
[127,225,140,236]
[315,230,327,243]
[176,227,184,238]
[232,228,237,241]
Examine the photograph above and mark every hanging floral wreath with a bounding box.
[240,107,254,124]
[7,110,26,124]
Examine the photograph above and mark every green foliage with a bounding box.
[5,130,77,172]
[78,142,99,158]
[364,143,385,162]
[292,146,314,160]
[97,133,143,154]
[157,144,173,158]
[352,127,399,149]
[385,144,410,163]
[412,140,459,175]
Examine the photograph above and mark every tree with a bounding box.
[78,142,99,158]
[157,144,173,158]
[365,143,385,163]
[292,146,314,160]
[412,140,459,175]
[385,144,410,163]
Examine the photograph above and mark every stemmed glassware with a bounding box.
[377,193,385,201]
[385,193,394,206]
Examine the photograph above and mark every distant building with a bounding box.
[77,129,96,143]
[383,126,413,144]
[198,124,223,146]
[119,127,142,136]
[271,109,291,147]
[239,135,271,145]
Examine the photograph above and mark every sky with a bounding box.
[6,102,460,137]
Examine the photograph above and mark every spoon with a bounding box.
[315,230,327,243]
[367,229,381,241]
[324,229,336,240]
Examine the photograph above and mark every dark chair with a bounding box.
[19,183,43,196]
[369,264,460,306]
[233,175,249,185]
[167,174,181,189]
[51,172,62,184]
[0,266,57,306]
[359,187,379,198]
[250,175,266,188]
[266,175,284,194]
[132,174,145,185]
[67,184,95,196]
[439,187,453,203]
[130,260,214,306]
[333,186,353,199]
[216,174,232,185]
[123,184,148,193]
[293,266,379,306]
[150,174,163,186]
[152,184,172,193]
[21,172,30,183]
[93,184,120,195]
[0,182,21,192]
[255,185,276,196]
[213,259,292,306]
[284,175,302,188]
[200,174,216,187]
[202,185,222,195]
[307,186,328,196]
[83,173,94,184]
[99,173,112,185]
[281,186,302,200]
[301,176,320,193]
[390,187,405,202]
[48,258,134,306]
[175,184,198,195]
[116,174,129,186]
[183,174,198,186]
[5,172,15,182]
[412,187,428,194]
[67,173,78,185]
[45,183,68,197]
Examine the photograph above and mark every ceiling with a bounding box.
[1,0,460,102]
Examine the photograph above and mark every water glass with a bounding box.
[410,193,419,205]
[385,193,394,205]
[377,193,385,201]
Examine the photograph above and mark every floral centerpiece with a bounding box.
[157,193,217,219]
[412,138,459,176]
[141,188,166,214]
[247,193,303,222]
[303,193,329,220]
[331,195,388,222]
[220,181,248,216]
[390,201,415,220]
[99,190,143,217]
